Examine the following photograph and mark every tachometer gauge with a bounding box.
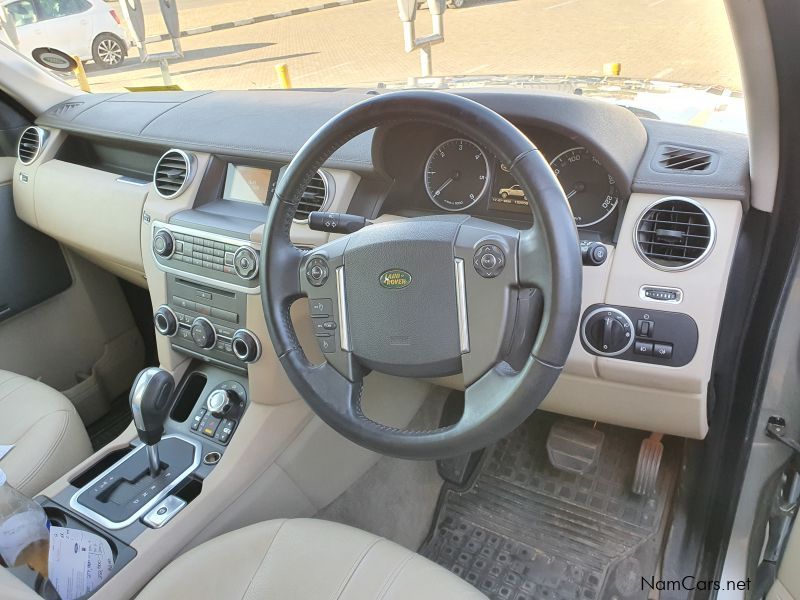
[425,138,490,211]
[549,147,619,228]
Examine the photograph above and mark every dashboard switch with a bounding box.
[653,343,673,359]
[637,319,654,337]
[634,340,654,356]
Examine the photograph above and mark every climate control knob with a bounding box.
[190,317,216,350]
[153,229,175,258]
[153,305,178,336]
[581,307,634,356]
[231,329,261,363]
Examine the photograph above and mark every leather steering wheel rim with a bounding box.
[260,90,582,460]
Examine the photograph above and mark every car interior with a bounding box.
[1,0,800,598]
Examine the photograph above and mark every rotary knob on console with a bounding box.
[580,307,634,356]
[153,229,175,258]
[231,329,261,363]
[190,317,216,349]
[154,305,178,337]
[206,389,234,416]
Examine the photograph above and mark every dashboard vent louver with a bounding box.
[658,146,713,171]
[294,171,330,222]
[634,197,715,271]
[154,149,193,199]
[18,127,45,165]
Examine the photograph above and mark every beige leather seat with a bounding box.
[138,518,487,599]
[0,370,92,496]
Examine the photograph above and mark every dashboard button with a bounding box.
[637,319,654,337]
[634,340,654,356]
[653,343,673,359]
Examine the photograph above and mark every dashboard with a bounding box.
[377,123,623,240]
[12,88,750,441]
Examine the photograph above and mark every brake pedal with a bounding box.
[546,420,604,475]
[633,433,664,496]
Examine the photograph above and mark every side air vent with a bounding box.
[18,126,46,165]
[154,149,193,199]
[658,146,713,171]
[294,171,332,222]
[634,197,715,271]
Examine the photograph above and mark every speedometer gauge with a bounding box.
[425,138,490,211]
[549,147,619,228]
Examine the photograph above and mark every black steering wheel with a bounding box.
[260,90,581,460]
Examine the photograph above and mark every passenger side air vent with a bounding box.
[657,146,713,171]
[294,171,331,222]
[154,149,193,199]
[18,126,46,165]
[634,197,715,271]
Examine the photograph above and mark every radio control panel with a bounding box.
[151,222,260,292]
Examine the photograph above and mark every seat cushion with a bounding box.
[0,370,92,496]
[137,518,487,600]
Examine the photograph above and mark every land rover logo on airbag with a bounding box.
[379,269,412,289]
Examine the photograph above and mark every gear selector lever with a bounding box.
[130,367,175,477]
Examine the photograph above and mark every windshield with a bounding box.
[0,0,744,132]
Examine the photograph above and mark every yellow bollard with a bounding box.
[275,63,292,89]
[603,62,621,77]
[72,56,91,92]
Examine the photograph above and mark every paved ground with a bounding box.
[76,0,740,93]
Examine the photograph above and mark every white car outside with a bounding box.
[0,0,129,68]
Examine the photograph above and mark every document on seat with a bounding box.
[48,526,113,600]
[0,445,13,461]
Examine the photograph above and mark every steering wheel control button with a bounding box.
[190,317,216,349]
[309,298,333,318]
[306,257,329,287]
[313,319,337,335]
[317,336,336,353]
[153,229,175,258]
[581,307,634,356]
[233,246,259,280]
[474,244,505,278]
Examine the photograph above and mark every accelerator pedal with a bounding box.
[633,432,664,496]
[546,420,604,475]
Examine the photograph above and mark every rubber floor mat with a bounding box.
[421,413,677,600]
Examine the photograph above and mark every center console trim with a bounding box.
[151,221,261,295]
[68,434,202,530]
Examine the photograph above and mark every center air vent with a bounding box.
[658,146,713,171]
[634,197,715,271]
[294,171,331,222]
[154,149,193,199]
[18,126,45,165]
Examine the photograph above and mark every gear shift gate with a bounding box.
[70,435,200,529]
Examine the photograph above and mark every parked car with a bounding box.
[0,0,128,68]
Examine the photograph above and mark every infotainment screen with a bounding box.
[223,164,273,204]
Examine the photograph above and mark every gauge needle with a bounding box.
[434,178,454,196]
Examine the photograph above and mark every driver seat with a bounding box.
[137,518,486,599]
